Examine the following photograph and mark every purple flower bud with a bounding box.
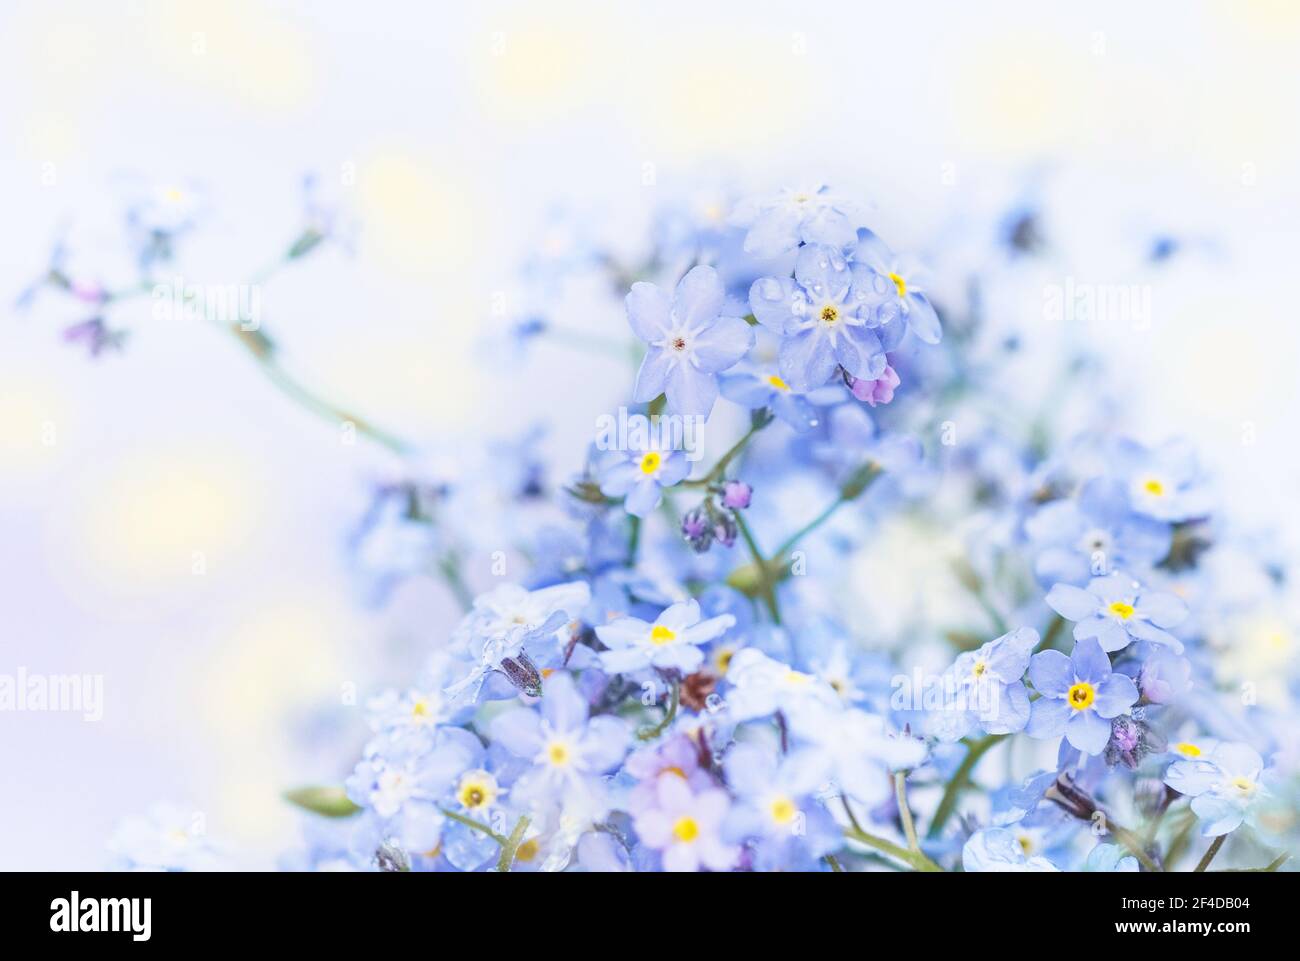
[720,480,752,510]
[847,364,900,407]
[712,513,738,549]
[1104,715,1165,770]
[681,506,714,553]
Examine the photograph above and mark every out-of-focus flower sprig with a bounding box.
[19,174,403,453]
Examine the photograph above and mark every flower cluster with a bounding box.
[81,180,1294,872]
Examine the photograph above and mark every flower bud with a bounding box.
[720,480,752,510]
[681,506,714,553]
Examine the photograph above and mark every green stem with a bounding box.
[233,326,410,454]
[637,678,680,740]
[1039,613,1067,651]
[844,826,943,872]
[683,413,771,488]
[436,553,474,612]
[841,796,866,835]
[1194,834,1227,872]
[1111,822,1162,872]
[1214,852,1289,872]
[774,462,882,560]
[625,515,641,567]
[438,807,506,846]
[926,733,1006,839]
[734,512,780,624]
[1164,811,1197,868]
[496,815,533,872]
[895,771,920,853]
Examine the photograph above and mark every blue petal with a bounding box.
[834,325,885,380]
[1069,637,1110,685]
[665,363,719,417]
[692,315,755,372]
[657,452,690,487]
[986,627,1037,681]
[626,281,671,342]
[1136,591,1188,628]
[778,330,837,392]
[1164,759,1219,797]
[982,680,1030,735]
[794,244,851,297]
[744,208,802,259]
[1092,673,1138,719]
[633,347,672,402]
[719,372,774,409]
[490,706,544,757]
[905,293,941,344]
[799,208,856,250]
[1065,709,1111,755]
[748,276,798,333]
[1075,615,1130,653]
[598,460,639,496]
[772,392,819,432]
[1126,618,1184,653]
[1190,795,1245,837]
[672,265,724,330]
[1045,583,1098,621]
[1026,696,1069,738]
[1028,649,1071,697]
[624,476,662,517]
[541,671,586,732]
[581,716,631,772]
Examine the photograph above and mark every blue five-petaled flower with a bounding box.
[1046,571,1188,654]
[626,265,754,417]
[1026,637,1139,755]
[749,244,895,393]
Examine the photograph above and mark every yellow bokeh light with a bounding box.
[358,151,479,276]
[59,449,263,597]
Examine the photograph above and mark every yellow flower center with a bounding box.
[972,660,988,678]
[1175,742,1202,758]
[515,838,540,862]
[767,374,791,392]
[1143,478,1165,496]
[784,670,811,685]
[639,451,662,475]
[1231,777,1256,795]
[715,649,735,674]
[672,817,700,843]
[1108,601,1135,620]
[819,304,839,325]
[546,741,570,766]
[1017,834,1034,855]
[650,624,676,645]
[456,771,497,810]
[888,271,907,298]
[411,698,430,717]
[770,797,797,825]
[1067,682,1096,711]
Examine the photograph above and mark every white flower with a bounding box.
[596,600,733,675]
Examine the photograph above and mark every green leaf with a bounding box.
[284,786,361,818]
